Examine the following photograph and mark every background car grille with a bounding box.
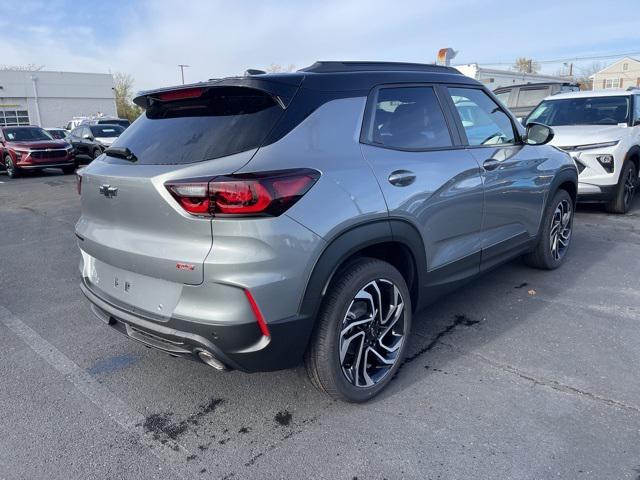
[31,149,67,159]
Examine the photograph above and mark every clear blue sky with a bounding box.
[1,0,639,90]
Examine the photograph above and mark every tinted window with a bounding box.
[494,90,511,105]
[527,96,630,126]
[448,87,516,146]
[516,87,550,108]
[368,86,452,149]
[90,125,123,137]
[2,127,52,141]
[99,119,130,128]
[47,129,66,139]
[110,87,284,165]
[634,96,640,124]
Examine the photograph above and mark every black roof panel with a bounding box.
[299,61,460,74]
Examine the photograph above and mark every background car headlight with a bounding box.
[596,154,615,173]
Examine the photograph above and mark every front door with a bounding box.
[360,84,485,288]
[444,86,548,271]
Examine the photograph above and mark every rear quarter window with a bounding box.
[109,87,284,165]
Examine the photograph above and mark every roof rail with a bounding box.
[245,69,267,76]
[626,86,640,91]
[299,61,460,74]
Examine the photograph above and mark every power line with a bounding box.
[455,50,640,67]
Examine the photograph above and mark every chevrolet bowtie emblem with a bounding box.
[99,184,118,198]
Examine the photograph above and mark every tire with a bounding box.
[305,257,412,402]
[524,189,574,270]
[62,162,78,175]
[4,154,20,179]
[91,148,102,160]
[605,160,637,214]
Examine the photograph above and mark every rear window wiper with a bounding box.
[105,146,138,162]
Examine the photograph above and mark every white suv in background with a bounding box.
[527,88,640,213]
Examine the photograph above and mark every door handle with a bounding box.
[483,159,500,171]
[388,170,416,187]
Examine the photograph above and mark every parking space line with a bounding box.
[0,305,191,478]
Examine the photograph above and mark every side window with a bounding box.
[516,87,550,108]
[448,87,516,146]
[368,86,452,150]
[493,90,511,106]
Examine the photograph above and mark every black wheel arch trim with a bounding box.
[548,166,578,204]
[298,218,426,331]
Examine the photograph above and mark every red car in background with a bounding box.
[0,125,76,179]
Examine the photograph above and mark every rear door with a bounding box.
[76,86,288,314]
[360,84,484,283]
[444,86,547,271]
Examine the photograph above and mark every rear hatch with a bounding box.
[77,79,300,315]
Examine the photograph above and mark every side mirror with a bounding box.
[524,122,554,145]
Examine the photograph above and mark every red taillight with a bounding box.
[244,289,270,337]
[165,182,210,214]
[76,173,82,195]
[157,87,204,102]
[165,169,319,217]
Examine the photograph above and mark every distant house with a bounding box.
[591,57,640,90]
[456,63,570,90]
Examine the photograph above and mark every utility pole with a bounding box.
[178,64,190,84]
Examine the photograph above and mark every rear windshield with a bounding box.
[47,129,66,139]
[527,96,630,126]
[91,125,124,137]
[2,127,52,141]
[98,119,130,127]
[109,87,284,164]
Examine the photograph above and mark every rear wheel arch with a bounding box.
[299,219,426,326]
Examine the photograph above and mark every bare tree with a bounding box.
[513,57,540,74]
[113,72,142,121]
[575,61,604,90]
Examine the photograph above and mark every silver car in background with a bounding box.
[76,61,577,402]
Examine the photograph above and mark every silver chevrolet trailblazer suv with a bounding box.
[76,61,577,402]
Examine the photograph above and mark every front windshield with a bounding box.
[2,127,53,141]
[527,96,629,126]
[90,125,124,137]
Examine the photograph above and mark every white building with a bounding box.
[0,70,117,128]
[591,57,640,90]
[456,63,571,89]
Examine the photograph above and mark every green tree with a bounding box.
[513,57,540,74]
[113,72,142,121]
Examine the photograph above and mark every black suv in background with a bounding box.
[493,82,580,120]
[68,124,124,161]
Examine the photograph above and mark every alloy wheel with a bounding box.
[339,279,406,387]
[4,157,14,176]
[549,199,572,261]
[623,167,636,208]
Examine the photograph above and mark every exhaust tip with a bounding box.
[197,350,226,370]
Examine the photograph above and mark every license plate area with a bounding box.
[83,253,182,320]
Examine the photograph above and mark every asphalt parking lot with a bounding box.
[0,169,639,480]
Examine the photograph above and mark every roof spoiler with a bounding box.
[133,75,303,109]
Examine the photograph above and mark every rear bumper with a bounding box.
[80,279,312,372]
